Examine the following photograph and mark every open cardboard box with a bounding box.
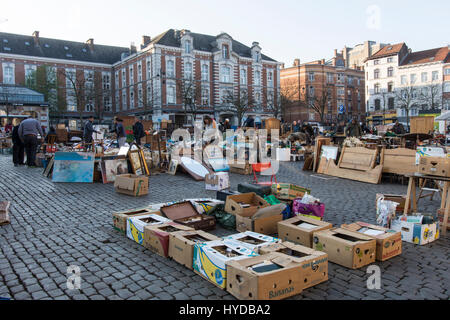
[278,215,333,248]
[114,174,149,197]
[193,240,256,289]
[126,214,172,245]
[205,172,230,191]
[390,217,439,245]
[312,228,376,269]
[223,231,281,254]
[341,221,402,261]
[271,183,311,201]
[160,201,216,231]
[235,204,285,235]
[259,242,328,289]
[169,231,221,270]
[226,252,306,300]
[113,208,161,234]
[144,222,194,257]
[224,192,269,216]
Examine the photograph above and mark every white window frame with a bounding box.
[166,59,175,78]
[167,83,176,104]
[254,70,261,86]
[201,88,209,105]
[432,71,439,81]
[129,65,134,85]
[268,70,273,87]
[221,65,231,83]
[2,63,15,84]
[201,63,209,81]
[240,67,247,85]
[184,62,193,80]
[421,72,428,83]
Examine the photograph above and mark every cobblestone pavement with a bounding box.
[0,154,448,300]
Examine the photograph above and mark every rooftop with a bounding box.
[0,84,47,105]
[400,46,450,66]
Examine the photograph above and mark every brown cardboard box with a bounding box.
[418,157,450,177]
[341,222,402,261]
[224,192,269,216]
[226,252,305,300]
[235,204,285,235]
[160,201,216,231]
[168,231,221,269]
[259,242,328,289]
[312,228,376,269]
[114,174,149,197]
[271,183,311,201]
[143,222,194,257]
[229,162,253,175]
[277,216,333,248]
[112,207,161,233]
[0,201,11,226]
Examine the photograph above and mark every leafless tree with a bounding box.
[419,83,442,110]
[58,68,87,126]
[177,78,202,126]
[223,88,255,127]
[305,86,332,123]
[279,78,302,121]
[395,84,419,130]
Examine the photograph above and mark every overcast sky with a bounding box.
[1,0,449,66]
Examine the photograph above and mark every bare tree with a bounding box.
[379,89,390,125]
[223,88,255,127]
[137,83,160,119]
[0,85,15,120]
[419,83,442,110]
[395,84,419,130]
[58,68,87,126]
[177,78,202,126]
[305,86,332,123]
[279,78,301,121]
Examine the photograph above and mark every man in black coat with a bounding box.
[12,121,25,167]
[83,116,100,150]
[133,117,145,146]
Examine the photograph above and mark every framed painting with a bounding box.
[100,156,129,184]
[52,152,95,183]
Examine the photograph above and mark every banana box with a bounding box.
[222,231,281,255]
[126,214,172,245]
[193,240,257,289]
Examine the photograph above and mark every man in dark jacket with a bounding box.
[345,119,362,137]
[133,117,145,146]
[392,121,406,135]
[18,116,44,167]
[243,116,255,128]
[114,118,126,147]
[83,116,100,150]
[12,121,25,167]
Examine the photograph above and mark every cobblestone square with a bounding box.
[0,155,448,300]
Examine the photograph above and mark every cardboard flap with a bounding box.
[160,201,199,220]
[252,204,286,220]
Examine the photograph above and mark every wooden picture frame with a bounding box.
[129,150,143,175]
[168,159,179,175]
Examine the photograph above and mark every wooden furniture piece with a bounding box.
[410,116,435,134]
[380,148,417,176]
[404,173,450,236]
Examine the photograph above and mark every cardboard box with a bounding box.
[271,183,311,200]
[235,204,285,235]
[341,221,402,261]
[114,174,149,197]
[226,252,306,300]
[277,215,333,248]
[0,201,11,226]
[229,162,253,175]
[126,214,172,245]
[160,201,216,231]
[418,157,450,177]
[258,242,328,289]
[168,231,221,269]
[224,192,269,216]
[205,172,230,191]
[144,222,194,257]
[223,231,281,254]
[113,207,161,233]
[390,218,439,245]
[193,240,256,289]
[312,228,376,269]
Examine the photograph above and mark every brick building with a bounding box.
[0,29,281,128]
[280,57,365,124]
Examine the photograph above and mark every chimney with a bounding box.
[130,42,137,54]
[32,31,40,46]
[142,35,151,48]
[321,59,325,65]
[293,58,300,67]
[252,41,260,48]
[334,49,338,56]
[86,38,94,52]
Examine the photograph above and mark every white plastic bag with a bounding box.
[300,193,320,204]
[376,196,398,228]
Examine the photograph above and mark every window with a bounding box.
[348,76,353,85]
[374,60,379,65]
[255,51,261,63]
[104,96,111,112]
[374,99,381,111]
[167,85,176,104]
[222,45,229,59]
[410,74,417,84]
[267,91,274,106]
[115,71,119,88]
[130,88,134,108]
[25,65,36,86]
[254,70,261,86]
[388,82,394,93]
[387,57,393,63]
[102,74,110,90]
[268,71,273,87]
[337,73,344,82]
[445,69,450,75]
[421,72,428,83]
[387,67,394,77]
[122,69,126,87]
[308,72,315,81]
[388,97,395,109]
[374,69,380,79]
[444,82,450,93]
[374,84,380,94]
[240,68,247,85]
[201,64,209,81]
[129,66,134,84]
[167,60,175,78]
[185,41,191,54]
[184,62,192,79]
[327,73,334,83]
[309,86,315,97]
[138,64,142,82]
[255,92,261,104]
[122,91,127,110]
[432,71,439,81]
[201,89,209,105]
[85,101,94,112]
[337,88,345,96]
[3,64,14,84]
[221,65,231,82]
[147,60,151,79]
[147,84,152,104]
[401,75,407,85]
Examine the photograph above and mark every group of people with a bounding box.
[10,116,45,167]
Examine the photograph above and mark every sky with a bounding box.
[0,0,449,66]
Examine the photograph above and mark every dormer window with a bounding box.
[185,41,191,54]
[222,45,229,59]
[255,52,261,63]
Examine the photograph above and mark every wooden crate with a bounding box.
[410,117,435,134]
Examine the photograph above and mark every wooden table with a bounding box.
[404,173,450,236]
